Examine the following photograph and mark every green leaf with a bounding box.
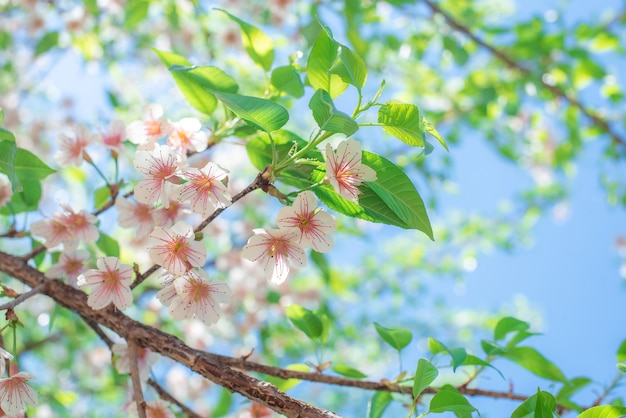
[154,49,230,114]
[169,65,239,93]
[271,65,305,98]
[616,339,626,362]
[212,387,233,418]
[494,317,530,341]
[96,233,119,258]
[511,389,557,418]
[219,10,274,71]
[124,0,150,29]
[423,117,448,151]
[307,29,349,99]
[94,186,111,209]
[329,46,367,90]
[428,387,477,414]
[503,347,567,383]
[367,391,392,418]
[0,179,41,215]
[34,32,59,57]
[618,363,626,373]
[308,89,358,136]
[310,250,332,284]
[378,103,426,147]
[507,330,540,348]
[0,140,20,192]
[332,364,367,379]
[245,130,322,188]
[413,358,438,398]
[461,354,505,379]
[481,340,507,356]
[374,322,412,351]
[427,338,467,372]
[213,92,288,132]
[579,406,626,418]
[311,151,433,237]
[556,377,591,410]
[285,304,323,340]
[0,143,55,193]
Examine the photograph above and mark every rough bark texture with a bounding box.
[0,251,341,418]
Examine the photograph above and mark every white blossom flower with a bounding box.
[325,139,376,202]
[78,257,133,311]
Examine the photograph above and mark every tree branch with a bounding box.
[128,339,147,418]
[421,0,626,148]
[0,284,46,311]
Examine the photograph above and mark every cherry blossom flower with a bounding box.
[127,104,173,149]
[276,191,336,253]
[161,270,231,325]
[325,139,377,202]
[152,194,189,228]
[0,372,37,416]
[30,215,74,249]
[148,222,206,275]
[98,120,126,155]
[115,198,156,240]
[0,174,12,208]
[173,162,231,217]
[0,348,13,377]
[112,343,158,382]
[54,124,96,166]
[78,257,133,311]
[133,145,179,207]
[241,228,306,284]
[44,249,89,287]
[61,204,99,244]
[167,118,209,155]
[127,399,175,418]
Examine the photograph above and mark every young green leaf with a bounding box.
[378,103,426,147]
[374,322,412,351]
[285,304,323,340]
[124,0,150,29]
[503,346,568,383]
[169,65,239,94]
[578,406,626,418]
[213,92,288,133]
[307,29,349,99]
[367,391,392,418]
[212,388,233,418]
[154,49,220,114]
[494,316,530,341]
[461,354,505,380]
[0,128,14,143]
[34,31,59,56]
[427,338,467,372]
[616,338,626,362]
[96,232,120,258]
[510,389,557,418]
[332,364,367,379]
[271,65,305,98]
[481,340,507,356]
[219,10,274,71]
[428,387,477,414]
[329,46,367,90]
[423,117,448,151]
[264,363,309,392]
[413,358,438,398]
[309,89,358,136]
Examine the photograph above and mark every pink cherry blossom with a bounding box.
[78,257,133,311]
[44,249,89,287]
[173,162,231,217]
[152,194,189,228]
[148,222,206,275]
[241,228,306,284]
[276,190,336,253]
[0,173,12,208]
[30,215,75,249]
[98,120,126,155]
[127,104,173,148]
[112,343,158,382]
[167,117,209,155]
[0,372,37,416]
[115,197,156,240]
[61,204,99,244]
[325,139,377,202]
[167,269,231,325]
[133,145,179,207]
[54,124,96,166]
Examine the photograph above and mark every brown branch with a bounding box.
[147,378,203,418]
[0,250,341,418]
[128,339,147,418]
[0,284,46,311]
[421,0,626,148]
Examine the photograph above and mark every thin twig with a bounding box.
[0,284,46,311]
[128,339,147,418]
[421,0,626,148]
[147,378,203,418]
